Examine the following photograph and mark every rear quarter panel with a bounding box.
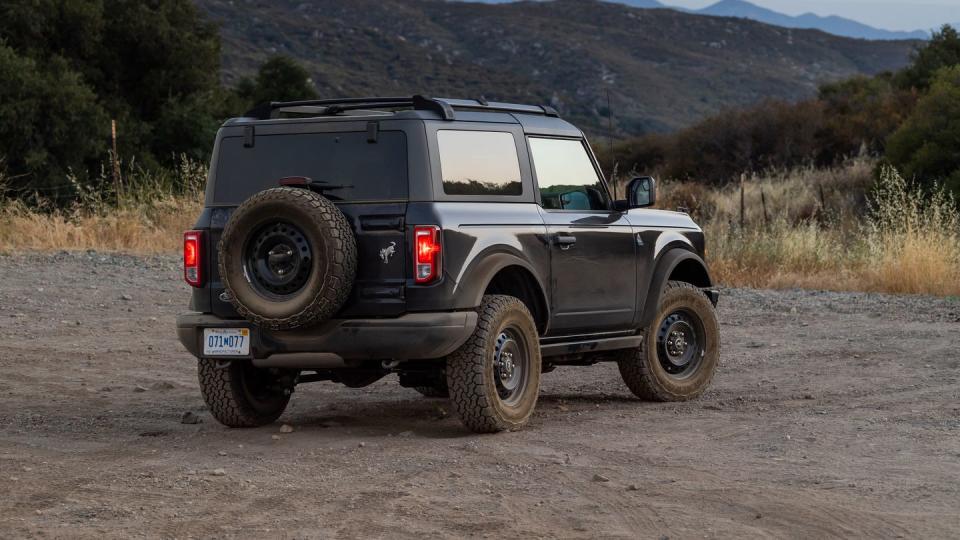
[403,202,549,313]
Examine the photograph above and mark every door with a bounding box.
[528,137,637,335]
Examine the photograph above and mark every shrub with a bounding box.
[886,66,960,198]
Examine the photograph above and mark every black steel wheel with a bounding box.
[446,295,541,433]
[616,281,719,401]
[245,221,314,298]
[655,309,705,378]
[493,326,532,406]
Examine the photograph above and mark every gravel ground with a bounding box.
[1,251,959,539]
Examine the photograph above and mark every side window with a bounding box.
[438,130,523,196]
[528,137,609,211]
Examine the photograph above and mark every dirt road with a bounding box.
[1,252,958,538]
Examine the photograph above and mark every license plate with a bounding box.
[203,328,250,356]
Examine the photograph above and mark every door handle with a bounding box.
[555,234,577,249]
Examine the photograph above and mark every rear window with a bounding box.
[211,131,407,204]
[437,130,522,196]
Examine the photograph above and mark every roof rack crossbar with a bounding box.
[244,96,560,121]
[245,95,455,120]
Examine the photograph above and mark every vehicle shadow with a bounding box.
[275,390,643,439]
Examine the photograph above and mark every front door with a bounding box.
[528,137,637,336]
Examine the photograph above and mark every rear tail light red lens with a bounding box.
[414,225,441,284]
[184,230,204,287]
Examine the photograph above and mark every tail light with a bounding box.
[184,230,204,287]
[414,225,442,284]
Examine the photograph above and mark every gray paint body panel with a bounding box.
[184,105,712,359]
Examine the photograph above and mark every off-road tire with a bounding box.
[219,187,357,331]
[617,281,719,401]
[198,359,291,427]
[446,295,541,433]
[413,384,449,398]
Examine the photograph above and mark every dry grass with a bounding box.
[694,165,960,296]
[3,158,959,297]
[0,155,205,254]
[0,196,202,253]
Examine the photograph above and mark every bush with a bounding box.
[0,44,108,196]
[0,0,223,199]
[237,56,319,105]
[896,25,960,91]
[886,66,960,198]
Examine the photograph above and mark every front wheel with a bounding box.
[446,295,541,433]
[198,359,293,427]
[616,281,720,401]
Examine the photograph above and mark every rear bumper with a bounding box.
[176,311,478,361]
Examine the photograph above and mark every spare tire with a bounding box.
[218,187,357,331]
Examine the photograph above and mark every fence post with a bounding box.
[760,186,769,227]
[111,119,122,200]
[739,173,746,230]
[818,183,827,223]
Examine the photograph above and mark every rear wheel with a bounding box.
[446,295,541,433]
[198,359,293,427]
[616,281,720,401]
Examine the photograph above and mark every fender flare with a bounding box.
[638,248,713,329]
[456,251,550,328]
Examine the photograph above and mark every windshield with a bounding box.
[210,130,408,205]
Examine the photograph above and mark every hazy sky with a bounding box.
[662,0,959,31]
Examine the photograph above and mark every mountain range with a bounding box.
[467,0,931,41]
[195,0,918,136]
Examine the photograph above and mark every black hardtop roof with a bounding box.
[225,95,583,138]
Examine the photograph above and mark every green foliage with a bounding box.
[817,75,916,159]
[0,43,108,196]
[896,25,960,90]
[237,56,318,105]
[886,66,960,197]
[0,0,223,200]
[606,24,959,188]
[609,100,826,185]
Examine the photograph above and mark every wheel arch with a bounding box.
[460,253,550,335]
[639,248,713,329]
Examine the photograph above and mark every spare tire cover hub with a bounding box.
[245,221,313,298]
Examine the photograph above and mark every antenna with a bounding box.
[606,89,616,200]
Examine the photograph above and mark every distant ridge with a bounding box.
[696,0,929,41]
[459,0,930,41]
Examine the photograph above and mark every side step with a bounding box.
[540,334,642,358]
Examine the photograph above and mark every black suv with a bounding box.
[177,96,720,433]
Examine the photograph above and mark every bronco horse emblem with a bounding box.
[379,241,397,264]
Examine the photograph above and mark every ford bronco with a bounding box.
[177,96,720,433]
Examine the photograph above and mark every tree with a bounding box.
[886,66,960,197]
[0,44,108,194]
[0,0,225,197]
[817,74,917,161]
[238,56,319,105]
[896,25,960,91]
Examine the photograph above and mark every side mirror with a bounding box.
[625,176,656,209]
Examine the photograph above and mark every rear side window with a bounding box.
[211,131,407,205]
[437,130,522,196]
[528,137,609,211]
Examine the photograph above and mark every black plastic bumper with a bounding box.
[176,311,478,361]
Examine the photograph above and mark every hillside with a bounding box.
[195,0,918,136]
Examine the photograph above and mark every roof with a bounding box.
[232,95,582,137]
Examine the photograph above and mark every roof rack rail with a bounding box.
[245,95,453,120]
[244,96,560,121]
